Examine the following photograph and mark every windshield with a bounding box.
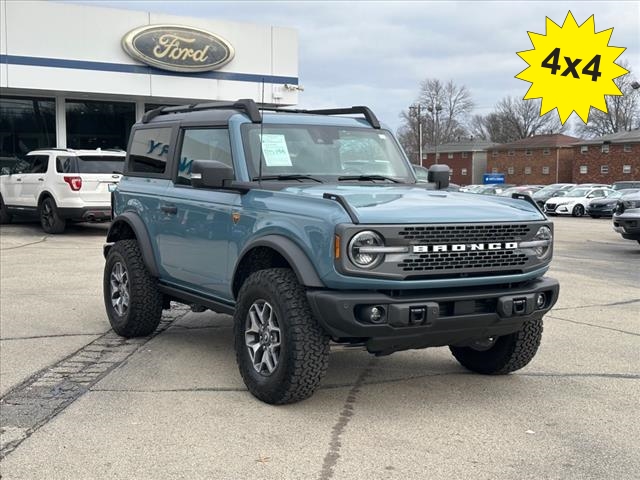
[242,125,413,181]
[565,188,590,197]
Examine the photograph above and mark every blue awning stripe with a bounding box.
[0,54,299,85]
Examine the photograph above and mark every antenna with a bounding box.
[257,78,266,186]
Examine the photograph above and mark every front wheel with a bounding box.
[572,204,585,217]
[103,239,163,337]
[449,319,543,374]
[234,268,329,404]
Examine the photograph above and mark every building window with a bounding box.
[524,166,532,175]
[507,166,514,175]
[623,165,631,174]
[448,152,453,159]
[580,145,588,154]
[461,168,467,176]
[435,153,440,160]
[492,150,498,157]
[601,144,609,153]
[0,96,56,167]
[542,166,550,174]
[601,165,609,174]
[66,99,135,150]
[543,148,550,156]
[492,167,498,173]
[580,165,587,174]
[525,149,532,156]
[462,152,468,158]
[623,144,631,152]
[508,150,515,156]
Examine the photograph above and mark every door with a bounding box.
[20,154,49,207]
[154,127,236,300]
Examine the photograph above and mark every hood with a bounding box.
[589,197,618,206]
[281,185,544,224]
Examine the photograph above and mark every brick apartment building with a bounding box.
[423,140,495,185]
[572,130,640,183]
[486,134,579,185]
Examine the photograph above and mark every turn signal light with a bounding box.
[64,176,82,191]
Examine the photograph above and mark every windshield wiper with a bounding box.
[253,174,323,183]
[338,174,401,183]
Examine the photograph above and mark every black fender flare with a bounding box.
[105,212,159,277]
[233,235,324,290]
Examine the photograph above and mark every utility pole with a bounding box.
[409,104,423,165]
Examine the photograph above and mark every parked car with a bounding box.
[102,99,558,404]
[471,184,515,195]
[544,186,614,217]
[612,192,640,244]
[498,185,543,197]
[459,184,483,192]
[612,180,640,191]
[532,183,576,208]
[587,189,640,218]
[0,148,124,233]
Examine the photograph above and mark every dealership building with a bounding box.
[0,0,299,165]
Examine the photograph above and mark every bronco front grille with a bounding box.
[397,249,528,272]
[398,224,532,243]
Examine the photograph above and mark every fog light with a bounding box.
[357,305,386,324]
[536,292,547,309]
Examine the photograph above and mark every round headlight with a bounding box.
[348,231,384,269]
[533,226,552,259]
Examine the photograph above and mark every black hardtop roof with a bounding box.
[140,98,381,129]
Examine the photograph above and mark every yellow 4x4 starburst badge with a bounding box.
[516,11,628,124]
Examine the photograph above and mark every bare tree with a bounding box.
[397,79,474,161]
[575,61,639,137]
[470,97,564,143]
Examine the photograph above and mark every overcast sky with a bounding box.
[68,1,639,132]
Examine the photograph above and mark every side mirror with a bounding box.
[586,194,594,199]
[427,164,450,190]
[191,160,234,189]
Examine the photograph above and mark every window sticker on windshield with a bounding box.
[260,134,292,166]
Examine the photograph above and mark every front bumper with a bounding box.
[613,213,640,240]
[307,277,559,354]
[587,205,616,217]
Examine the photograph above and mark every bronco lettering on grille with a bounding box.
[412,242,519,253]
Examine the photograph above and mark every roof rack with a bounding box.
[142,99,262,124]
[141,99,381,129]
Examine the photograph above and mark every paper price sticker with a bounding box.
[516,11,628,124]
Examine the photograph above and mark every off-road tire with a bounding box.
[0,195,12,224]
[572,204,585,217]
[449,319,543,374]
[234,268,330,404]
[103,239,163,337]
[39,197,66,234]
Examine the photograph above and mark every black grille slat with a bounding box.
[398,250,528,272]
[398,224,532,243]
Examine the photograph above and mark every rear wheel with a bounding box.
[39,197,66,233]
[0,195,12,224]
[572,204,585,217]
[103,239,163,337]
[234,268,330,404]
[450,319,543,374]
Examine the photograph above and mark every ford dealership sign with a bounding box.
[122,24,234,72]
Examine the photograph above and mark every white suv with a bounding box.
[0,149,124,233]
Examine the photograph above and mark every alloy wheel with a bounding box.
[244,300,281,375]
[110,261,130,316]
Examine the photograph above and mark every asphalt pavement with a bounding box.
[0,216,638,479]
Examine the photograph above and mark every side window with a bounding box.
[56,156,77,173]
[592,189,604,198]
[28,155,49,174]
[177,128,232,185]
[12,158,32,174]
[128,127,172,175]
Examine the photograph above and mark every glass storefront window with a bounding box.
[0,96,55,169]
[66,100,135,150]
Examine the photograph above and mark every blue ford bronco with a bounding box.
[103,99,559,404]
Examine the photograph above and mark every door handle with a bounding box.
[38,178,45,181]
[16,178,22,182]
[160,204,177,215]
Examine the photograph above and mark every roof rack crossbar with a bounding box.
[141,99,262,124]
[305,106,381,129]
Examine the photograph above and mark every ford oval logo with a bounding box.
[122,24,234,72]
